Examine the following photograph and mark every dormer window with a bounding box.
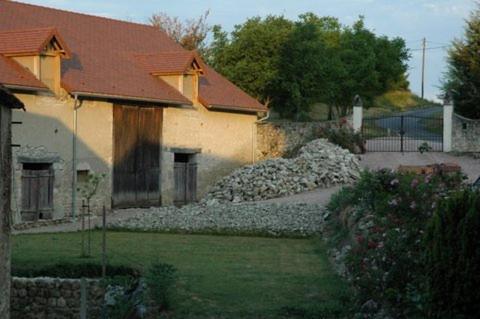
[0,27,71,94]
[134,51,204,103]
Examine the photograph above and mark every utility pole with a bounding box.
[421,37,426,99]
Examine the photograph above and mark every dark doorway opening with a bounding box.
[174,153,197,206]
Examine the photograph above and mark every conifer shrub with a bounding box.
[425,190,480,319]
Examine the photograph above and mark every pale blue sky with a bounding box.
[21,0,476,101]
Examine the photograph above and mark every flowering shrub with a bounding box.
[325,169,466,318]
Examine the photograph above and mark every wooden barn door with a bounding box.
[173,154,197,206]
[113,105,162,208]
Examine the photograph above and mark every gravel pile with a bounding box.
[109,202,325,237]
[202,139,360,203]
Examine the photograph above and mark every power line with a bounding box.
[410,46,449,51]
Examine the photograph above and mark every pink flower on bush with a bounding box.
[356,235,365,244]
[411,178,419,188]
[368,240,378,249]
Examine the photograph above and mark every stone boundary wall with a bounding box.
[12,218,71,231]
[11,277,104,319]
[452,113,480,153]
[256,121,334,161]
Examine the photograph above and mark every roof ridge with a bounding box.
[5,0,159,31]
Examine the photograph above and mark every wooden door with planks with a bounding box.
[173,154,197,206]
[113,104,162,208]
[21,164,54,221]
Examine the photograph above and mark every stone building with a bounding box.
[0,0,266,223]
[0,85,24,319]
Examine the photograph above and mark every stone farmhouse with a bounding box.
[0,0,267,223]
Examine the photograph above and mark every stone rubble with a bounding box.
[202,139,360,204]
[109,202,325,237]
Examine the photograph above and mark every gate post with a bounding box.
[443,92,453,152]
[353,95,363,133]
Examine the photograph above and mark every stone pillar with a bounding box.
[443,92,454,152]
[353,95,363,133]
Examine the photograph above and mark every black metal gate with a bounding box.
[362,114,443,152]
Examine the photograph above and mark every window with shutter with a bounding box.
[21,163,54,221]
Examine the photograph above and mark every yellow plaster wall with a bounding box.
[11,94,113,220]
[162,100,257,203]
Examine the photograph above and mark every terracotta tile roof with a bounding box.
[199,65,266,112]
[134,51,201,75]
[0,55,47,90]
[0,0,265,112]
[0,27,71,57]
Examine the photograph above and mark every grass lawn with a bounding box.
[12,231,352,318]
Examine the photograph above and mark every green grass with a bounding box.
[373,90,437,111]
[303,90,438,122]
[12,232,353,318]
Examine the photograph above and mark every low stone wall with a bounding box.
[256,121,333,161]
[452,113,480,152]
[11,277,105,319]
[12,218,71,231]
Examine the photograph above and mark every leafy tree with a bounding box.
[269,16,337,119]
[443,6,480,119]
[150,11,211,53]
[272,16,409,118]
[207,16,294,106]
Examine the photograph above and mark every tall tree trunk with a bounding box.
[0,105,12,319]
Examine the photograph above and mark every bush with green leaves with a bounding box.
[145,262,177,312]
[425,189,480,319]
[324,126,365,154]
[325,169,465,318]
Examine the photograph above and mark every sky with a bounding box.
[20,0,476,101]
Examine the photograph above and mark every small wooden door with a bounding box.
[21,164,54,221]
[174,154,197,206]
[113,105,162,208]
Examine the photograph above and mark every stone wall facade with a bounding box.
[255,121,333,161]
[11,277,105,319]
[452,113,480,153]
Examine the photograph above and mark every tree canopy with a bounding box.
[443,6,480,119]
[208,14,410,118]
[150,11,211,53]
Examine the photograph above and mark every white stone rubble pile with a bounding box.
[202,139,360,203]
[109,202,325,237]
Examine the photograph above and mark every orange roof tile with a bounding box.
[0,27,71,57]
[0,55,47,90]
[0,0,265,112]
[134,51,202,75]
[199,65,266,112]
